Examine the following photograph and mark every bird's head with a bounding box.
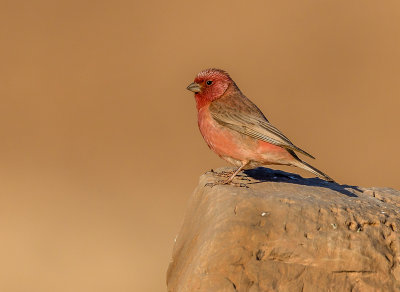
[187,68,235,109]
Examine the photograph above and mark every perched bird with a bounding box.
[186,68,334,184]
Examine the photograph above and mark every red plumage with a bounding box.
[187,68,333,184]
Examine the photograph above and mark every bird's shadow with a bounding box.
[242,167,360,198]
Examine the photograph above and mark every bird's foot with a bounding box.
[209,170,234,178]
[209,170,250,181]
[205,180,249,188]
[205,180,227,187]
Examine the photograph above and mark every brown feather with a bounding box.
[209,90,315,159]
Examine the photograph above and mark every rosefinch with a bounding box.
[187,68,334,184]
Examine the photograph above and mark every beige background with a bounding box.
[1,1,399,291]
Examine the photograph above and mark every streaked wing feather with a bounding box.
[209,97,315,159]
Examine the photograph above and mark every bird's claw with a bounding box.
[211,170,235,178]
[205,180,249,188]
[210,170,251,181]
[205,180,227,188]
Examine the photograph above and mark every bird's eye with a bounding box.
[206,80,213,85]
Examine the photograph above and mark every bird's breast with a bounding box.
[197,106,295,166]
[197,106,258,162]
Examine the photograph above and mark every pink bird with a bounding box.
[187,68,334,185]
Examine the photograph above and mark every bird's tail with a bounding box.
[293,159,335,182]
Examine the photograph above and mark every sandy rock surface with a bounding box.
[167,167,400,292]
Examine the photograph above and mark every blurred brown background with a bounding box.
[0,0,399,291]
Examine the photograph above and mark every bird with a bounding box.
[186,68,334,185]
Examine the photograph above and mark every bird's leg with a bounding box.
[206,161,249,187]
[223,161,249,184]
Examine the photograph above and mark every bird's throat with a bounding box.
[195,94,213,111]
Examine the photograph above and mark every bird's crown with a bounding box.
[195,68,231,82]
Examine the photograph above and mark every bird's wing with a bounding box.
[209,95,315,159]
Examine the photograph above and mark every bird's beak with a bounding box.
[186,82,202,93]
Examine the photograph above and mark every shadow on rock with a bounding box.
[243,167,360,197]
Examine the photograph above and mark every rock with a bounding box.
[167,167,400,292]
